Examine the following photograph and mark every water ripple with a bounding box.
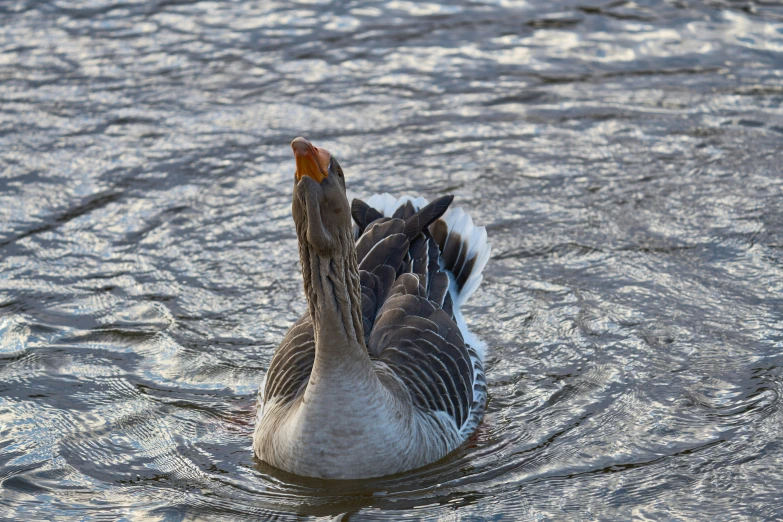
[1,0,782,519]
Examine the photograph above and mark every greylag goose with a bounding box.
[253,137,491,479]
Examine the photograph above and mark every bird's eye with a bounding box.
[331,158,344,178]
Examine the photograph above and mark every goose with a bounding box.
[253,137,491,479]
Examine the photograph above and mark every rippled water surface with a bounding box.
[1,0,783,519]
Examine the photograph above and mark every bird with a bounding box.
[253,137,491,479]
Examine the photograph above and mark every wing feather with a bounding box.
[263,315,315,403]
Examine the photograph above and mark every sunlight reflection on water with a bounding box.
[1,0,782,519]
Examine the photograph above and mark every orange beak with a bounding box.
[291,137,330,183]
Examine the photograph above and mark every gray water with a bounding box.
[1,0,782,520]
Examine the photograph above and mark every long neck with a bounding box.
[298,227,368,374]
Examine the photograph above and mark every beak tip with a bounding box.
[291,137,310,155]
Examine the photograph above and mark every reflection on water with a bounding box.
[1,0,782,519]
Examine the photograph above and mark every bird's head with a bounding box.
[290,137,351,256]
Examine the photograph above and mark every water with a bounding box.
[1,0,782,519]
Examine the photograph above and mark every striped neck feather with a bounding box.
[298,226,366,363]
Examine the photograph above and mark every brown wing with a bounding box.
[353,197,483,431]
[368,273,476,428]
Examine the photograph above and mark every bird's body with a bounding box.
[253,139,490,479]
